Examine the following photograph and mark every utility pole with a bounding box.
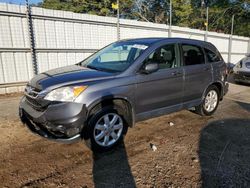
[168,0,172,38]
[228,14,234,63]
[231,14,234,36]
[117,0,120,40]
[202,0,208,41]
[112,1,120,40]
[204,6,208,41]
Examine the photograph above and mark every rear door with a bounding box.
[204,47,226,83]
[181,43,212,103]
[135,43,184,114]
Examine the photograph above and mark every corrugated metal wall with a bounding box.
[0,3,33,94]
[0,3,249,93]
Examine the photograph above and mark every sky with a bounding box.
[0,0,42,5]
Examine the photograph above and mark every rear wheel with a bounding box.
[195,85,220,116]
[83,106,128,152]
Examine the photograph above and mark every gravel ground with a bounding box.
[0,83,249,188]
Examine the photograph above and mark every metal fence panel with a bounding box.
[0,2,249,94]
[0,16,12,47]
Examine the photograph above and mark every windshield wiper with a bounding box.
[86,65,103,71]
[86,65,120,73]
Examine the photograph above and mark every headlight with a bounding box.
[44,86,87,102]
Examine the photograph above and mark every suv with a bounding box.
[233,53,250,84]
[19,38,228,152]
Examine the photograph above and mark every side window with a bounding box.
[204,48,221,63]
[144,44,178,70]
[182,44,205,66]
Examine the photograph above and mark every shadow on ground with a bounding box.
[199,118,250,187]
[92,141,136,188]
[237,101,250,112]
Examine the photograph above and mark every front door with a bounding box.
[135,43,184,116]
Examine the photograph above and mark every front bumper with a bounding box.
[233,71,250,84]
[19,96,86,144]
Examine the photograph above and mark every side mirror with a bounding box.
[141,63,159,74]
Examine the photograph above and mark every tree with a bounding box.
[172,0,193,27]
[134,0,193,27]
[134,0,169,23]
[41,0,135,18]
[190,0,250,36]
[38,0,250,37]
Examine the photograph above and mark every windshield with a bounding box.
[80,41,149,73]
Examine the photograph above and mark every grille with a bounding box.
[25,95,51,111]
[26,96,42,108]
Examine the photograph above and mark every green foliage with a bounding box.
[38,0,250,37]
[41,0,135,17]
[172,0,193,27]
[190,0,250,36]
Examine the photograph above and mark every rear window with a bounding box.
[182,44,205,66]
[204,48,221,63]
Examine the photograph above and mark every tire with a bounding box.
[83,105,128,152]
[195,85,220,116]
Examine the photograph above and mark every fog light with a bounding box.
[66,128,80,137]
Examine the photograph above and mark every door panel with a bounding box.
[135,43,183,114]
[183,64,212,102]
[135,68,183,114]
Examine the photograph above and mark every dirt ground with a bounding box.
[0,82,249,188]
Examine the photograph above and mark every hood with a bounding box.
[28,65,114,91]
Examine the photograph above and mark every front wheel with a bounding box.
[83,106,128,152]
[195,85,220,116]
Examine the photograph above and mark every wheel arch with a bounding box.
[203,82,224,100]
[86,96,135,128]
[211,82,223,100]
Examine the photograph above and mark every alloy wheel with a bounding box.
[93,113,123,147]
[204,90,218,112]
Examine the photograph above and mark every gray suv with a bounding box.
[233,53,250,84]
[19,38,228,152]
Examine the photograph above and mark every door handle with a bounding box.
[203,67,210,71]
[171,71,182,76]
